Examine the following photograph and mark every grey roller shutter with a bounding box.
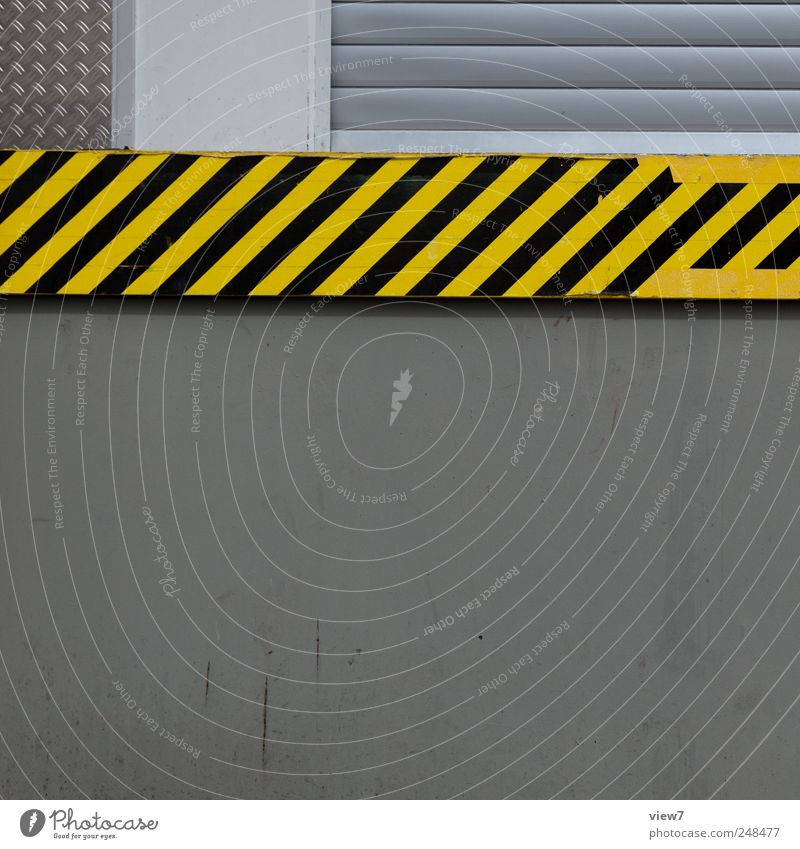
[329,1,800,151]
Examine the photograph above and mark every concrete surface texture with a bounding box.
[1,297,799,799]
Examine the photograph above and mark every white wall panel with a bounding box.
[114,0,331,151]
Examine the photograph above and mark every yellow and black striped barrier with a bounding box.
[1,149,799,298]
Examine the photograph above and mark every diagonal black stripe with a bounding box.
[95,155,265,294]
[0,151,13,168]
[604,183,745,295]
[217,158,387,296]
[30,154,200,294]
[0,151,74,226]
[534,167,679,297]
[281,157,451,296]
[693,183,800,269]
[153,157,340,295]
[0,153,134,286]
[474,158,638,297]
[757,227,800,270]
[340,157,520,297]
[406,157,578,298]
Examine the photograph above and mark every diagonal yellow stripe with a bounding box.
[376,158,543,297]
[185,158,355,296]
[311,157,485,297]
[0,154,169,294]
[440,159,616,297]
[0,150,44,191]
[0,154,112,256]
[123,156,292,295]
[57,158,231,295]
[250,158,419,296]
[662,184,776,267]
[723,196,800,272]
[635,184,777,297]
[505,160,670,297]
[569,184,710,295]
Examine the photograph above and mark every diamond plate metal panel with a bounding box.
[0,0,112,149]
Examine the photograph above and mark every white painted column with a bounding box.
[112,0,330,152]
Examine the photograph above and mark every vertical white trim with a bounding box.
[111,0,137,148]
[309,0,331,151]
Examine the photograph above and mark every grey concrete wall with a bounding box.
[1,297,799,799]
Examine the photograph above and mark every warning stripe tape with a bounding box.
[1,150,800,298]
